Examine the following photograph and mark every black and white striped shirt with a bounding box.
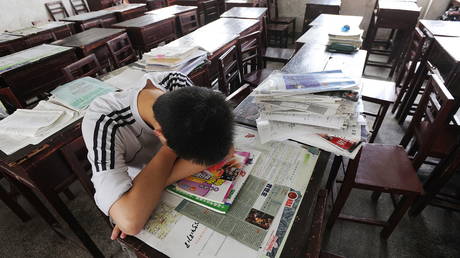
[82,72,193,215]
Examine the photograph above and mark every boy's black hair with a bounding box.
[153,87,234,166]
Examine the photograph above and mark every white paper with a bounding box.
[104,67,148,90]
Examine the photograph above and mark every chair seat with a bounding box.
[354,144,422,194]
[415,122,460,157]
[243,68,273,87]
[272,16,295,24]
[263,47,295,64]
[361,78,396,104]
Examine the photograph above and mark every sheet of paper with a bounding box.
[104,67,148,90]
[263,111,346,129]
[50,77,116,111]
[0,109,64,137]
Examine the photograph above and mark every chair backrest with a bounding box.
[80,19,104,31]
[0,44,14,57]
[201,0,219,24]
[24,32,57,48]
[45,1,70,21]
[106,33,138,69]
[62,54,102,81]
[395,27,427,88]
[178,11,200,35]
[407,72,456,150]
[237,30,263,76]
[70,0,90,15]
[218,45,243,95]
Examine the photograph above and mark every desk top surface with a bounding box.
[307,0,341,6]
[220,7,267,19]
[112,14,175,27]
[434,36,460,63]
[0,34,22,43]
[296,26,329,45]
[419,20,460,37]
[225,0,254,4]
[197,18,259,35]
[104,3,147,12]
[0,44,73,75]
[165,29,238,55]
[309,14,363,28]
[61,10,114,22]
[5,22,74,37]
[378,1,421,11]
[53,28,125,48]
[145,5,197,16]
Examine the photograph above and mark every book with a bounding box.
[166,150,260,213]
[0,109,64,137]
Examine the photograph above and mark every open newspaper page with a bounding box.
[135,125,320,258]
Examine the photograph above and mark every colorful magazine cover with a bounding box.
[318,134,361,153]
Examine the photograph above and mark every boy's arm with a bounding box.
[108,145,177,236]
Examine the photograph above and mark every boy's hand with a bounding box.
[111,225,127,240]
[224,146,235,161]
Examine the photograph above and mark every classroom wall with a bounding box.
[0,0,452,33]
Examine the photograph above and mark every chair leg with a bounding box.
[371,191,382,202]
[0,183,31,222]
[408,142,418,156]
[369,103,389,143]
[381,194,416,239]
[63,188,76,200]
[326,155,342,191]
[326,179,353,230]
[412,151,427,171]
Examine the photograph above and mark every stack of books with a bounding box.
[166,150,260,214]
[327,27,363,53]
[140,46,208,75]
[254,70,366,159]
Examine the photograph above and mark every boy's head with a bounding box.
[153,87,234,166]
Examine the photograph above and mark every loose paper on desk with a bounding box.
[104,67,148,90]
[0,101,82,155]
[134,125,320,258]
[49,77,116,111]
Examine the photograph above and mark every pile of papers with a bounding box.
[254,70,366,159]
[167,150,260,214]
[327,27,363,52]
[0,77,115,155]
[140,46,208,75]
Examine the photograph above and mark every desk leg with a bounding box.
[39,186,104,257]
[326,155,342,191]
[0,181,31,222]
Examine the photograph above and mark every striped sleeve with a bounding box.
[158,72,194,91]
[82,106,135,215]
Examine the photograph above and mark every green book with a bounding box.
[166,185,230,214]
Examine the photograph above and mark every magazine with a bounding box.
[318,134,361,153]
[166,150,260,213]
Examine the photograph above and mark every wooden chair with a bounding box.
[268,0,296,43]
[0,44,14,57]
[218,45,243,96]
[400,73,460,170]
[326,144,423,239]
[262,47,295,65]
[201,0,219,24]
[80,19,104,31]
[225,84,252,108]
[361,78,396,143]
[392,27,427,114]
[258,0,290,48]
[24,32,57,48]
[146,0,167,10]
[178,11,200,35]
[70,0,90,15]
[237,31,273,88]
[45,1,70,21]
[106,33,138,69]
[62,54,102,81]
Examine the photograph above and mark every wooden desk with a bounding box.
[0,44,77,106]
[112,14,177,52]
[145,5,199,36]
[60,10,117,32]
[130,0,167,10]
[52,28,125,71]
[104,3,148,21]
[0,120,103,257]
[220,7,267,20]
[295,24,330,50]
[376,1,421,29]
[6,21,75,40]
[0,34,26,56]
[309,14,363,28]
[197,17,260,36]
[86,0,119,11]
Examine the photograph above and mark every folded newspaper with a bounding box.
[254,70,366,159]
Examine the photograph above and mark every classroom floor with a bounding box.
[0,56,459,258]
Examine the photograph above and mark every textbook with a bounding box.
[166,150,260,213]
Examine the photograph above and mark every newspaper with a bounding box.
[134,125,320,257]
